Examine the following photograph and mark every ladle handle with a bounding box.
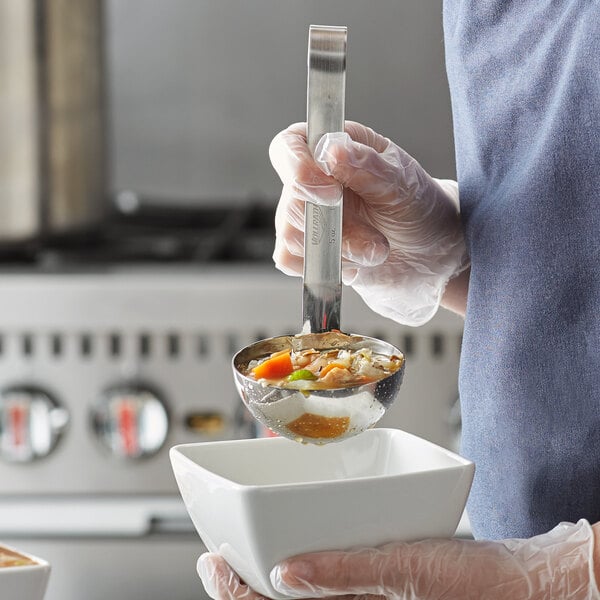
[303,25,347,333]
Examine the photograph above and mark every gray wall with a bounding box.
[106,0,455,206]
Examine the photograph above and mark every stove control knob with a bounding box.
[0,387,69,462]
[92,387,169,459]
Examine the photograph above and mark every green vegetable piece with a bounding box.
[287,369,317,382]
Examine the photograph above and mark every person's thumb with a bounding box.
[314,132,392,202]
[270,549,394,598]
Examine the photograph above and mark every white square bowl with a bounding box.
[0,544,50,600]
[170,428,474,599]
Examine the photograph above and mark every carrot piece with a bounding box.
[252,351,294,380]
[318,362,348,378]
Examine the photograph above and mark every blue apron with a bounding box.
[443,1,600,539]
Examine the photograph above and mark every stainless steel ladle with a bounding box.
[232,25,405,444]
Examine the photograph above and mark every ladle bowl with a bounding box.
[233,331,405,444]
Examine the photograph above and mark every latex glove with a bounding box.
[198,520,599,600]
[269,122,469,326]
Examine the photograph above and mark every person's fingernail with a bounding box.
[287,560,315,581]
[270,561,314,596]
[345,239,389,266]
[197,554,218,599]
[362,241,388,265]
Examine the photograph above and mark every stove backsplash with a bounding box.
[106,0,454,206]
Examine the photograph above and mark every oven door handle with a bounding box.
[0,497,195,537]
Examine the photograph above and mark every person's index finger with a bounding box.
[344,121,390,153]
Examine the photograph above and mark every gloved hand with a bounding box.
[198,519,600,600]
[269,121,469,326]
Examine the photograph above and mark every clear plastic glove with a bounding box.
[269,121,469,326]
[198,520,599,600]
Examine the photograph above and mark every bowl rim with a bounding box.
[170,428,474,491]
[0,543,50,572]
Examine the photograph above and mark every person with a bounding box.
[198,3,600,598]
